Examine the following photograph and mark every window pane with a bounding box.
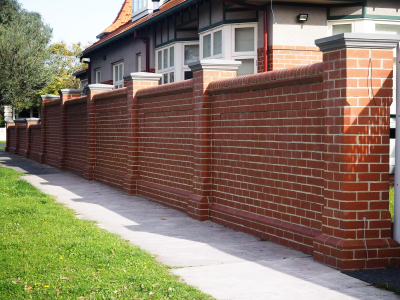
[133,0,138,12]
[235,28,254,52]
[158,51,162,70]
[114,65,118,82]
[375,24,400,35]
[203,34,211,58]
[184,45,199,65]
[163,73,168,84]
[137,54,141,72]
[170,46,174,67]
[236,59,254,76]
[119,64,123,81]
[169,72,174,83]
[164,48,168,69]
[213,30,222,55]
[332,24,352,35]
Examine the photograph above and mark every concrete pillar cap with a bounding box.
[188,59,242,72]
[58,89,82,96]
[315,33,400,52]
[41,94,60,100]
[83,84,114,93]
[124,72,162,82]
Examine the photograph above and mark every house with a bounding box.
[79,0,400,173]
[72,67,89,89]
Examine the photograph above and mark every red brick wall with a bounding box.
[17,126,27,156]
[208,64,324,254]
[30,125,42,163]
[136,80,194,212]
[65,98,88,177]
[268,46,322,71]
[44,104,62,168]
[93,88,129,189]
[7,125,16,153]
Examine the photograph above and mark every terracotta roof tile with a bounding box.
[84,0,188,54]
[99,0,132,35]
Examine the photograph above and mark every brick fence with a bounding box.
[6,33,400,271]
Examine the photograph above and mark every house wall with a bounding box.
[90,30,155,84]
[366,0,400,17]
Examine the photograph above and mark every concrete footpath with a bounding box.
[1,151,399,300]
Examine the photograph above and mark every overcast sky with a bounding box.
[18,0,125,46]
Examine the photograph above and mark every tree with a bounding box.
[39,43,88,96]
[0,0,53,111]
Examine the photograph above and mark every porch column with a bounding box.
[84,84,114,181]
[58,89,82,170]
[187,59,241,221]
[314,33,400,270]
[123,72,162,195]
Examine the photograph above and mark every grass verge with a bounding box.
[0,167,214,299]
[390,187,394,222]
[373,282,400,295]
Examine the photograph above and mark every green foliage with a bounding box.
[0,115,4,128]
[39,43,88,96]
[0,0,53,111]
[389,187,394,222]
[0,167,214,299]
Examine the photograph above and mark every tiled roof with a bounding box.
[98,0,132,36]
[83,0,188,54]
[73,67,88,76]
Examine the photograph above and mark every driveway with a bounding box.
[1,151,399,300]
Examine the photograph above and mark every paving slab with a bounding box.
[1,151,399,300]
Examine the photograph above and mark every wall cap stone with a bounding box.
[83,84,114,92]
[41,94,60,100]
[188,59,242,72]
[58,89,82,96]
[5,120,15,125]
[14,119,28,124]
[315,33,400,52]
[124,72,162,82]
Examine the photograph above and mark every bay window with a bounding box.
[156,45,175,84]
[113,62,124,89]
[156,42,199,84]
[201,28,223,59]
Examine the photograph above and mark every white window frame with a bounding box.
[201,27,223,59]
[136,53,142,72]
[231,23,257,58]
[132,0,148,21]
[182,41,200,80]
[328,21,355,36]
[95,69,101,84]
[113,62,124,89]
[80,79,88,89]
[156,44,176,84]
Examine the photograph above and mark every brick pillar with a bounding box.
[58,89,82,170]
[314,33,400,270]
[123,72,162,195]
[83,84,114,181]
[187,59,241,221]
[25,118,40,158]
[40,95,60,164]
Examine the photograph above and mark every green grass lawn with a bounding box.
[0,141,5,151]
[390,187,394,222]
[0,167,214,300]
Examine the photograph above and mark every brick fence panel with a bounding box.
[137,80,194,212]
[208,64,325,254]
[7,125,16,153]
[93,88,129,189]
[45,104,62,168]
[29,125,42,163]
[17,126,27,156]
[65,97,88,177]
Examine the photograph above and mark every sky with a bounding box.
[18,0,125,46]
